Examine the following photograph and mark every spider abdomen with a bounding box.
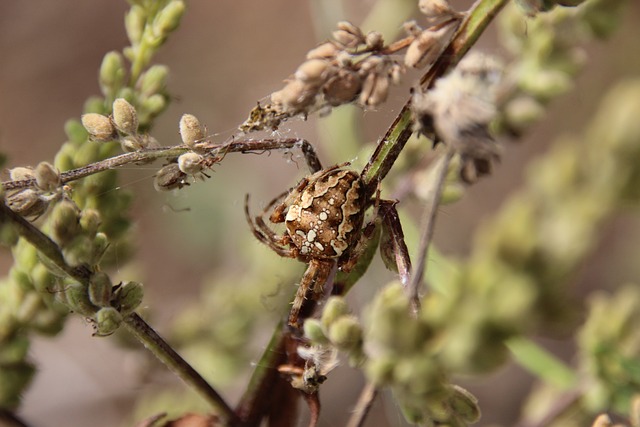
[285,169,365,259]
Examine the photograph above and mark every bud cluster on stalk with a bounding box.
[240,0,462,132]
[4,162,65,218]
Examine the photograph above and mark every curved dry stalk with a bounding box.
[346,382,378,427]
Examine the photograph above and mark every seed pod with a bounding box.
[323,69,362,106]
[270,79,317,114]
[50,200,80,245]
[154,163,188,191]
[418,0,457,21]
[34,162,61,192]
[333,21,365,48]
[120,135,144,152]
[179,114,205,148]
[94,307,122,336]
[449,385,481,423]
[405,28,442,69]
[115,281,144,315]
[81,113,117,142]
[6,189,48,218]
[359,72,390,106]
[112,98,138,135]
[64,283,98,316]
[177,152,204,175]
[306,42,339,60]
[294,59,331,86]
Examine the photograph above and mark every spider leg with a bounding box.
[378,199,412,286]
[244,194,297,258]
[288,259,336,329]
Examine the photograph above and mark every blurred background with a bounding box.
[1,1,640,426]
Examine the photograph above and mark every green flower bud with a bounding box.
[83,96,107,115]
[303,319,329,345]
[99,51,126,96]
[0,222,19,247]
[9,268,33,291]
[125,5,146,45]
[16,291,42,324]
[0,335,30,364]
[94,307,122,336]
[152,1,186,39]
[34,162,61,192]
[115,281,144,315]
[365,356,396,385]
[0,360,35,408]
[112,98,139,135]
[140,65,169,97]
[31,263,55,294]
[62,235,94,267]
[449,385,481,423]
[141,93,167,116]
[79,209,101,236]
[88,232,109,266]
[64,283,97,316]
[89,272,112,307]
[320,296,349,329]
[81,113,116,142]
[328,315,362,351]
[64,119,89,144]
[50,200,80,246]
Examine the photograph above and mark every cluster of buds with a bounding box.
[154,113,220,191]
[240,0,462,132]
[81,98,160,152]
[411,52,505,183]
[5,162,64,218]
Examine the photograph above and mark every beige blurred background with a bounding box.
[1,1,640,426]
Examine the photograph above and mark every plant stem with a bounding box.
[407,148,454,312]
[0,201,239,425]
[346,382,378,427]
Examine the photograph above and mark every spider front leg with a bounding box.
[288,259,337,329]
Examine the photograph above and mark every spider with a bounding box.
[245,159,383,329]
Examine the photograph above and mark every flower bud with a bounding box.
[328,315,362,351]
[81,113,116,142]
[179,114,205,148]
[323,70,362,106]
[34,162,61,192]
[450,385,481,422]
[153,0,186,38]
[359,73,390,107]
[270,79,317,114]
[365,31,384,50]
[115,281,144,315]
[64,118,89,144]
[154,163,188,191]
[333,21,364,48]
[405,25,454,69]
[9,167,35,181]
[64,283,97,316]
[94,307,122,336]
[303,319,329,344]
[418,0,457,22]
[6,189,48,218]
[306,42,339,60]
[295,59,331,86]
[125,5,145,45]
[89,272,112,307]
[177,152,204,175]
[112,98,139,135]
[99,51,126,95]
[142,93,168,116]
[50,200,80,245]
[140,65,169,97]
[321,296,350,328]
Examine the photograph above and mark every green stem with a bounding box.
[0,202,239,425]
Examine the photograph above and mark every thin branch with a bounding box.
[0,202,240,426]
[346,382,378,427]
[407,148,454,312]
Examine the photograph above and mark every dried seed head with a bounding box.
[306,42,339,60]
[365,31,384,50]
[333,21,365,48]
[323,69,362,106]
[6,189,48,217]
[294,59,331,85]
[154,163,188,191]
[34,162,61,192]
[120,135,145,152]
[403,20,423,37]
[359,72,390,107]
[179,114,205,148]
[112,98,139,135]
[9,167,35,182]
[270,79,317,114]
[177,152,204,175]
[404,24,455,69]
[81,113,117,142]
[418,0,458,23]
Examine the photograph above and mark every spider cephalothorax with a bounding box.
[245,163,371,328]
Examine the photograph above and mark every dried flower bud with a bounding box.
[403,20,423,37]
[114,281,144,315]
[365,31,384,50]
[94,307,122,336]
[333,21,365,48]
[306,42,339,60]
[405,24,456,69]
[120,135,145,152]
[6,189,48,218]
[89,272,113,307]
[34,162,60,192]
[389,64,404,85]
[179,114,205,148]
[270,79,317,114]
[359,72,390,107]
[418,0,458,22]
[177,152,204,175]
[81,113,116,142]
[294,59,331,85]
[154,163,188,191]
[323,69,362,106]
[9,167,35,182]
[112,98,139,135]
